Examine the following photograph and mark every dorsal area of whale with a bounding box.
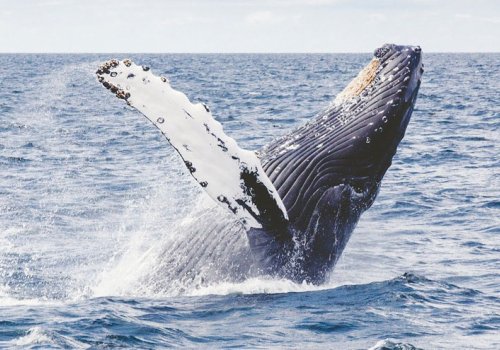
[96,44,424,284]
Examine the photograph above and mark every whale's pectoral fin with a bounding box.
[96,59,288,230]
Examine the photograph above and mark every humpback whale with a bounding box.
[96,44,423,284]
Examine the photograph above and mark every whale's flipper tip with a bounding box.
[96,59,288,231]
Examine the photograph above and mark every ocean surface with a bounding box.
[0,53,498,349]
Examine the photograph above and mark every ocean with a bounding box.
[0,53,498,349]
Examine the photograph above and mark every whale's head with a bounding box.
[334,43,423,152]
[332,43,424,183]
[371,44,423,174]
[264,44,424,215]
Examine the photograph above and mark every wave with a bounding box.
[368,339,421,350]
[10,326,87,349]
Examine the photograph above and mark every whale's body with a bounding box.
[97,44,423,285]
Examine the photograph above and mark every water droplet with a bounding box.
[157,117,164,124]
[110,72,117,77]
[382,116,388,123]
[200,181,208,188]
[366,137,371,144]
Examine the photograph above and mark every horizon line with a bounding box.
[1,51,499,55]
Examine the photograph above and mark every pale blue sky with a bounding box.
[0,0,499,53]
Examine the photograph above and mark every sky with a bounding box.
[0,0,499,53]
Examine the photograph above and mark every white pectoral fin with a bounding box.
[96,59,288,229]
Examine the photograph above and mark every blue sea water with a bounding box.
[0,53,498,349]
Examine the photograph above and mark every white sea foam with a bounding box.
[368,339,419,350]
[12,327,87,349]
[187,277,326,296]
[14,327,53,347]
[90,193,222,298]
[0,295,61,307]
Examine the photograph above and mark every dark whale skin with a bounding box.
[248,44,424,284]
